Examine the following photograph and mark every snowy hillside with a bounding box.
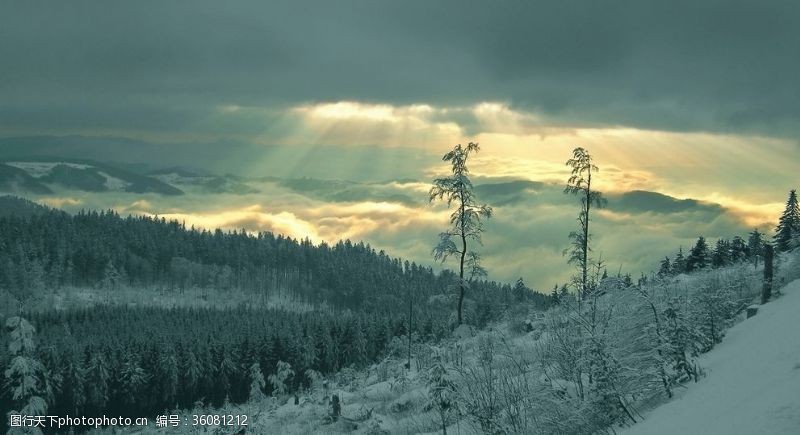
[0,159,183,195]
[622,278,800,435]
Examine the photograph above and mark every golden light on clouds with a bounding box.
[290,101,460,148]
[126,199,446,247]
[281,99,796,231]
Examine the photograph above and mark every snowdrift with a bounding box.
[623,278,800,435]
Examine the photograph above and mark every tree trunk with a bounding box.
[457,187,467,326]
[582,168,592,301]
[762,244,773,304]
[407,286,413,369]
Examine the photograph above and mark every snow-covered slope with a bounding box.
[623,279,800,435]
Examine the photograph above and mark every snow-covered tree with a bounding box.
[512,277,528,302]
[658,257,672,278]
[430,142,493,325]
[426,355,458,435]
[118,351,147,410]
[686,237,710,272]
[4,316,50,435]
[730,236,748,262]
[711,239,731,268]
[563,147,605,301]
[99,260,122,291]
[248,363,266,402]
[268,361,294,397]
[748,229,765,268]
[774,189,800,252]
[672,247,687,275]
[85,353,109,414]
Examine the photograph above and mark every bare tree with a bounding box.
[430,142,492,325]
[564,147,605,303]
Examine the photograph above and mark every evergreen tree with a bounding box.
[729,236,748,262]
[85,353,110,415]
[158,352,179,409]
[430,142,493,325]
[711,239,731,268]
[774,190,800,252]
[686,237,710,272]
[267,361,294,397]
[658,257,672,278]
[248,363,266,402]
[100,260,122,291]
[426,355,458,435]
[512,277,528,302]
[672,247,687,275]
[747,229,765,268]
[4,317,50,435]
[118,351,147,414]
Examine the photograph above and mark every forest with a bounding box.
[0,195,549,433]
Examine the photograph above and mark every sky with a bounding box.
[1,1,799,290]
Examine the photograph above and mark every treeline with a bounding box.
[0,200,548,315]
[656,187,800,279]
[656,231,766,278]
[0,305,450,429]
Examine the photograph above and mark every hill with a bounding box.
[0,195,49,217]
[621,278,800,435]
[0,159,183,195]
[0,199,546,318]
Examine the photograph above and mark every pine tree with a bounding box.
[672,247,687,275]
[4,317,50,435]
[158,351,179,408]
[512,277,528,302]
[427,355,458,435]
[564,147,605,301]
[658,257,672,278]
[267,361,294,397]
[118,351,147,413]
[85,353,110,415]
[430,142,493,325]
[686,237,710,272]
[747,229,765,268]
[711,239,731,268]
[100,260,122,291]
[58,352,86,416]
[730,236,748,262]
[248,363,266,402]
[180,350,202,408]
[774,190,800,252]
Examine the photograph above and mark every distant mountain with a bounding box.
[608,190,723,215]
[0,164,53,194]
[149,170,259,195]
[0,158,183,195]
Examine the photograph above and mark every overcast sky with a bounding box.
[1,1,798,289]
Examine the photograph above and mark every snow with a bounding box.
[4,161,92,177]
[96,171,131,190]
[622,278,800,435]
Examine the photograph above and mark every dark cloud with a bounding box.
[1,1,799,138]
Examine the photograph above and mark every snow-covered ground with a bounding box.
[623,278,800,435]
[5,161,92,177]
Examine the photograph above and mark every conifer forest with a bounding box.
[2,2,800,434]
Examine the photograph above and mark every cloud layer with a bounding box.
[29,173,769,291]
[3,1,800,139]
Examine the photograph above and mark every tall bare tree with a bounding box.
[430,142,492,325]
[564,147,605,301]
